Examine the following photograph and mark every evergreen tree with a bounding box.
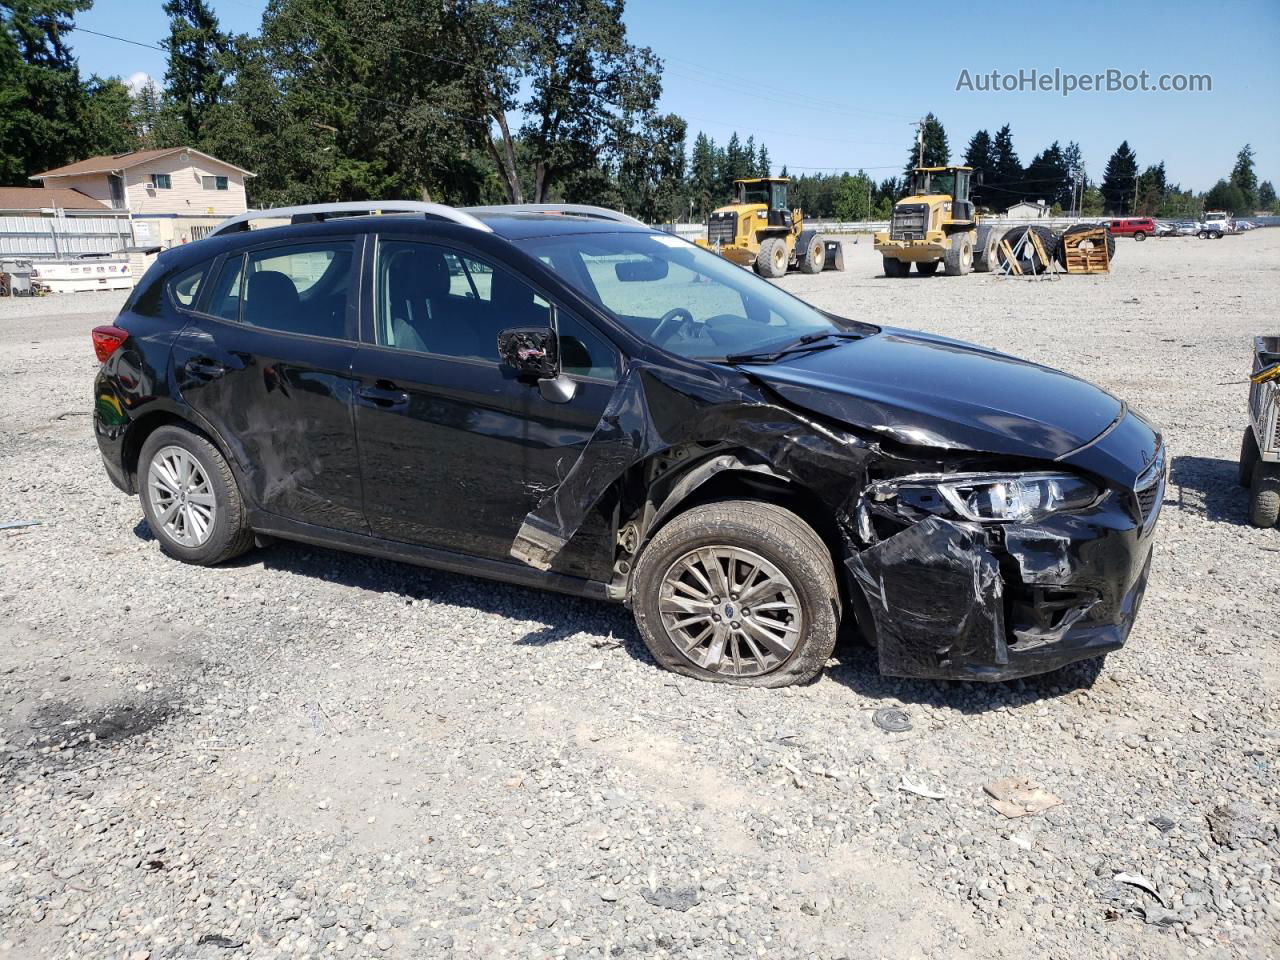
[1258,180,1276,212]
[756,143,770,178]
[0,0,92,184]
[743,135,756,180]
[1204,179,1247,213]
[1100,140,1139,214]
[688,131,716,218]
[961,129,994,208]
[162,0,230,145]
[1134,162,1167,216]
[1024,141,1071,209]
[1230,144,1257,210]
[905,112,948,176]
[988,124,1022,209]
[81,74,137,155]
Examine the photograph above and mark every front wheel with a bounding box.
[631,500,840,687]
[916,261,940,276]
[943,233,974,275]
[1134,231,1146,241]
[138,424,255,565]
[882,256,910,278]
[755,237,789,278]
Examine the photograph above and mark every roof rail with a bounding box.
[461,204,647,227]
[209,201,493,238]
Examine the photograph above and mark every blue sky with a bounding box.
[73,0,1279,191]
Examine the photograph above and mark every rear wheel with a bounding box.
[1134,231,1146,241]
[882,256,910,278]
[139,424,254,565]
[943,232,973,276]
[1197,230,1208,239]
[1240,427,1260,487]
[915,261,940,276]
[631,500,840,687]
[755,237,788,278]
[1249,461,1280,528]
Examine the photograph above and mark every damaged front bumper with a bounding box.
[847,469,1162,681]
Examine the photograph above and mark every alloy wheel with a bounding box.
[147,445,217,547]
[658,546,802,677]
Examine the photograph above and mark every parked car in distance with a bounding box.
[91,201,1166,687]
[1107,217,1156,240]
[1154,221,1179,237]
[1175,221,1199,236]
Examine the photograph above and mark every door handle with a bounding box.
[184,358,228,379]
[357,383,410,409]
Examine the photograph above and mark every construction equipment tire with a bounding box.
[1056,223,1116,267]
[997,225,1057,274]
[882,256,910,278]
[796,231,824,274]
[1249,461,1280,528]
[916,261,940,276]
[755,237,788,278]
[943,233,974,276]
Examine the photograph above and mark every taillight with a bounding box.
[92,325,128,363]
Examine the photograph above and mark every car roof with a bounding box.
[468,211,655,240]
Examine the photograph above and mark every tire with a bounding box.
[882,256,910,278]
[138,424,254,565]
[1055,223,1116,267]
[943,232,974,276]
[915,261,940,276]
[1134,231,1146,241]
[755,237,788,278]
[974,224,1006,273]
[797,231,824,274]
[1198,231,1208,239]
[1239,427,1260,487]
[631,500,840,688]
[1249,462,1280,528]
[997,225,1057,274]
[1212,231,1223,240]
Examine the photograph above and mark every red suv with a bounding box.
[1108,217,1155,241]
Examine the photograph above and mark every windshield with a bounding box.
[913,171,955,196]
[740,185,770,204]
[518,231,862,360]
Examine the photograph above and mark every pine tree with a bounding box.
[1258,180,1276,212]
[1134,162,1167,216]
[1230,144,1257,210]
[756,143,770,178]
[962,130,994,208]
[989,124,1022,208]
[162,0,230,145]
[688,131,716,219]
[905,112,948,176]
[1100,141,1139,214]
[1024,141,1070,209]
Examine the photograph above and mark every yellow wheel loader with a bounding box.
[695,178,843,278]
[874,166,979,277]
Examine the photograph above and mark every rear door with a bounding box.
[350,235,619,563]
[170,234,367,532]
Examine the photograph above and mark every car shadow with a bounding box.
[133,521,1103,712]
[1168,454,1248,526]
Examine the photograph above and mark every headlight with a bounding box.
[873,473,1101,523]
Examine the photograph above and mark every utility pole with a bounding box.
[915,119,926,168]
[1133,170,1139,215]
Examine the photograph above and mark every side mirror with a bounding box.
[497,326,558,379]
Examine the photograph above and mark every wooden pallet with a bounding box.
[1062,227,1110,274]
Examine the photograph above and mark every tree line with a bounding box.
[3,1,1273,222]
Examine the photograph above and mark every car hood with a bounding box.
[741,328,1123,460]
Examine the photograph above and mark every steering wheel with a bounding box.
[651,307,695,345]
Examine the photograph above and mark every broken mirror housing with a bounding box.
[875,472,1101,523]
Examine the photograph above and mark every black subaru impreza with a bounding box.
[92,202,1165,687]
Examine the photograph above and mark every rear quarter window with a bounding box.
[168,263,207,309]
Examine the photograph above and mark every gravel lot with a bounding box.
[1,231,1277,960]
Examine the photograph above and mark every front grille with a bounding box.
[891,203,929,241]
[1133,444,1166,527]
[707,211,737,245]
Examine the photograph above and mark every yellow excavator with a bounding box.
[695,178,843,277]
[874,166,979,277]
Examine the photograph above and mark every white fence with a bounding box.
[0,214,135,258]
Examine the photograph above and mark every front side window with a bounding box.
[205,241,353,339]
[150,173,171,189]
[556,312,619,380]
[376,240,550,361]
[521,232,857,360]
[202,176,229,191]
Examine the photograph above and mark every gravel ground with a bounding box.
[1,231,1278,960]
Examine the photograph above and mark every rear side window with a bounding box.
[206,241,354,339]
[168,263,206,308]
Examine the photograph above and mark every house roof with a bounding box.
[0,186,109,210]
[31,147,254,180]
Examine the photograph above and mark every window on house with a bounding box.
[202,176,229,191]
[149,173,171,189]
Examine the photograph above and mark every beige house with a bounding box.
[1005,200,1051,219]
[31,147,254,248]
